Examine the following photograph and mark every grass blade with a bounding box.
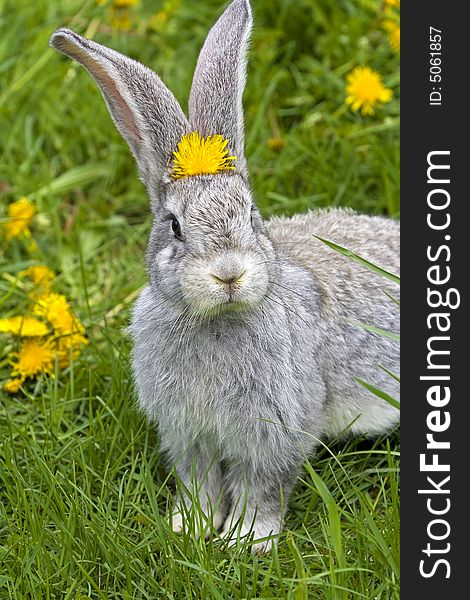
[314,236,400,284]
[355,377,400,410]
[30,163,111,200]
[347,319,400,341]
[378,364,401,383]
[303,463,344,570]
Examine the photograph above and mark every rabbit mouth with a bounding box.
[187,284,262,316]
[218,298,253,312]
[180,253,270,314]
[201,297,258,317]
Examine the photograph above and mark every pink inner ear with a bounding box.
[55,35,142,146]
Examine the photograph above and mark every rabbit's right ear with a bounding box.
[50,29,189,188]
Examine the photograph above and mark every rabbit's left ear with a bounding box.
[188,0,252,179]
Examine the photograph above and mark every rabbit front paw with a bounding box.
[170,505,227,537]
[170,510,184,533]
[221,515,279,554]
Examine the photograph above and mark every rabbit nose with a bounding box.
[210,271,246,285]
[210,254,246,287]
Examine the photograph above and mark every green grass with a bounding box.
[1,0,399,597]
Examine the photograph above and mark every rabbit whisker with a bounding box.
[270,280,307,301]
[264,292,310,327]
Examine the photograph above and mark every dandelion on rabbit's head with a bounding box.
[345,66,392,116]
[171,132,236,179]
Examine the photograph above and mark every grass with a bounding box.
[0,0,400,597]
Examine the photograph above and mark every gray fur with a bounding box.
[188,0,252,178]
[50,0,399,554]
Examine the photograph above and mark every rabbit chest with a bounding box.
[131,286,325,453]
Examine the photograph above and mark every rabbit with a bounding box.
[50,0,399,553]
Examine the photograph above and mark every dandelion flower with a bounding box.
[267,137,286,152]
[384,20,400,52]
[21,265,55,286]
[345,66,392,116]
[149,10,169,31]
[109,9,132,30]
[0,316,49,337]
[108,0,139,31]
[3,378,23,394]
[171,132,236,179]
[3,197,36,240]
[21,265,55,301]
[27,239,39,254]
[55,333,88,368]
[33,293,85,335]
[385,0,400,7]
[10,338,55,379]
[1,273,88,389]
[113,0,139,7]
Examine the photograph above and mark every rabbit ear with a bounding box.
[188,0,252,179]
[49,28,189,186]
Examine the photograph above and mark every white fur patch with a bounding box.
[221,515,279,554]
[170,511,183,533]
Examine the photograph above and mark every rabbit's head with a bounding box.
[50,0,277,316]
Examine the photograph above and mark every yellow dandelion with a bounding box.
[108,0,139,31]
[109,7,132,30]
[10,338,56,379]
[3,378,23,394]
[384,0,400,7]
[171,132,237,179]
[55,333,88,368]
[32,293,85,336]
[267,137,286,152]
[21,265,55,300]
[345,66,392,116]
[113,0,139,7]
[149,10,169,31]
[27,239,39,254]
[20,265,55,286]
[0,315,49,337]
[3,197,36,240]
[383,20,400,52]
[149,0,180,29]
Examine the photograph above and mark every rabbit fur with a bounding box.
[50,0,399,553]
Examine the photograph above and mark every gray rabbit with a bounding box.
[50,0,399,553]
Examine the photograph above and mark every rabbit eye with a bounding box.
[171,216,182,240]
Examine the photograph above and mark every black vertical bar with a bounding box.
[402,2,468,597]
